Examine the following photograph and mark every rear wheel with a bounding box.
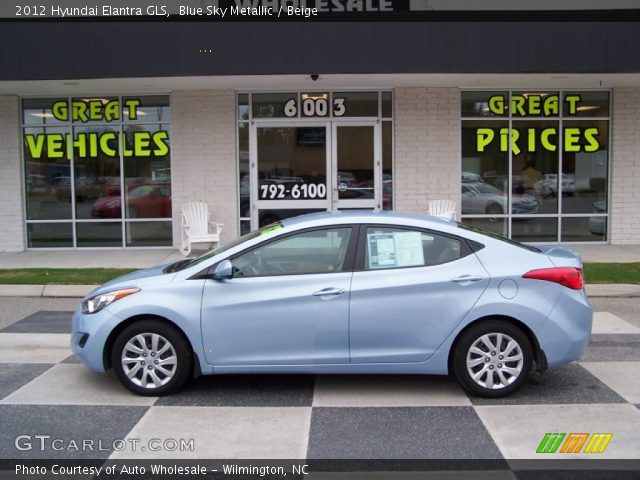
[111,320,192,396]
[452,320,532,397]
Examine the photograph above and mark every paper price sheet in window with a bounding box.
[367,231,424,269]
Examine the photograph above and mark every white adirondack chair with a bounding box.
[428,199,457,220]
[180,202,223,256]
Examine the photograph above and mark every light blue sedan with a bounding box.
[72,211,592,397]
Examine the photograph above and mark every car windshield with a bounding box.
[457,222,540,253]
[170,222,284,271]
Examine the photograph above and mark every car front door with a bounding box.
[349,225,489,363]
[201,226,356,366]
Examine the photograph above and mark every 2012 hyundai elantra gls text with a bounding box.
[72,211,592,397]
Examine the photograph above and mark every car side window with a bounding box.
[232,227,352,277]
[365,227,462,270]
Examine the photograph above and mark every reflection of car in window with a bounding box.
[589,200,606,235]
[534,173,575,198]
[462,172,483,183]
[461,182,538,216]
[90,184,171,218]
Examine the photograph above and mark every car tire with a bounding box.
[485,203,503,216]
[452,320,532,398]
[111,319,192,396]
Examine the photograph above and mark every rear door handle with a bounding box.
[312,287,345,297]
[450,275,485,285]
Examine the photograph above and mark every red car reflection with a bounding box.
[91,185,171,218]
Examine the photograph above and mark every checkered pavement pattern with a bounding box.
[0,310,639,464]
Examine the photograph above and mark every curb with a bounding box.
[0,284,638,299]
[585,284,640,298]
[0,284,96,298]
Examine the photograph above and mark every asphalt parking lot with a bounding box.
[0,296,638,469]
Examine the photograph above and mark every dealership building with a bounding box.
[1,5,640,250]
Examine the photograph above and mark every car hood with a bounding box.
[86,263,174,297]
[93,196,120,206]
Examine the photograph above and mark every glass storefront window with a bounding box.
[511,217,559,243]
[123,124,172,219]
[562,216,607,242]
[561,120,608,214]
[76,222,122,247]
[563,91,609,117]
[511,120,559,215]
[381,92,393,118]
[257,127,327,201]
[24,126,72,220]
[123,95,170,123]
[382,121,393,210]
[126,221,173,247]
[460,90,610,243]
[461,91,509,118]
[238,94,249,121]
[238,122,250,218]
[22,96,172,248]
[252,93,297,118]
[73,125,120,220]
[22,98,68,125]
[27,223,73,248]
[461,120,509,217]
[332,92,378,117]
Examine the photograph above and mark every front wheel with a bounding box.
[111,320,192,396]
[452,320,532,398]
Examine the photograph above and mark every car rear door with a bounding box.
[349,225,490,363]
[200,226,357,366]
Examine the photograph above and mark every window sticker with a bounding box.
[367,231,425,270]
[368,233,396,269]
[394,232,425,267]
[259,223,283,235]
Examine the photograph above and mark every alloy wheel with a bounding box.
[466,332,524,390]
[121,333,177,389]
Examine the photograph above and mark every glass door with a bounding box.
[251,123,331,228]
[331,122,381,210]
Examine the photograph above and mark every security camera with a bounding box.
[310,74,320,82]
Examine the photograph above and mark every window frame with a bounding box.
[353,224,475,272]
[20,94,172,249]
[213,225,359,279]
[460,89,611,244]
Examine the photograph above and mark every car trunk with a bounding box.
[536,245,583,269]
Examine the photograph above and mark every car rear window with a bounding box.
[457,223,540,253]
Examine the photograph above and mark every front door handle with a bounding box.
[450,275,485,285]
[312,287,345,297]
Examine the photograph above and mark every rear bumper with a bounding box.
[535,288,593,368]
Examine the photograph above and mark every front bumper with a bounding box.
[535,288,593,368]
[71,307,123,373]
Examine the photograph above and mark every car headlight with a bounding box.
[81,288,140,314]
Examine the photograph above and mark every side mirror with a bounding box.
[212,260,233,280]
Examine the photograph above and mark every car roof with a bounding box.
[281,210,457,229]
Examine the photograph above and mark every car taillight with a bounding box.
[522,267,584,290]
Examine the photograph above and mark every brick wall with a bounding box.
[170,90,238,246]
[610,88,640,245]
[0,96,25,252]
[393,88,461,216]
